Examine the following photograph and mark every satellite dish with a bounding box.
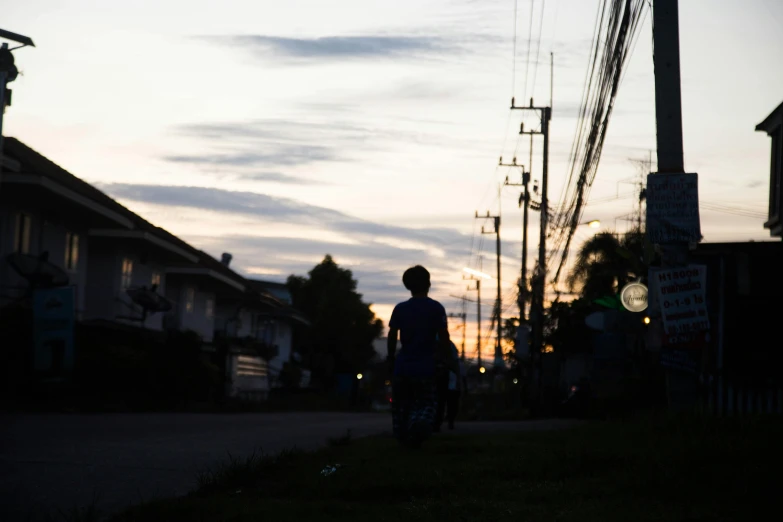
[127,285,172,315]
[7,252,69,289]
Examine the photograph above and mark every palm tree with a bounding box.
[567,228,647,301]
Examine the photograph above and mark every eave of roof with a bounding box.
[756,100,783,133]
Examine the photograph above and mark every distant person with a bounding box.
[387,265,451,448]
[434,341,462,432]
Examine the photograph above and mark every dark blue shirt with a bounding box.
[389,297,447,377]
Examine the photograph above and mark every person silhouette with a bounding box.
[387,265,451,448]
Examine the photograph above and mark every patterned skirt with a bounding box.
[391,376,436,446]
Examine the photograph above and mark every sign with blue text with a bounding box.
[33,287,75,380]
[646,173,701,244]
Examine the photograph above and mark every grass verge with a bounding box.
[110,414,782,522]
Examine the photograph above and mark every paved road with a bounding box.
[0,412,390,521]
[0,413,579,521]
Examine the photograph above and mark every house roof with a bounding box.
[4,137,252,287]
[245,279,308,325]
[756,100,783,134]
[695,241,783,255]
[249,279,288,290]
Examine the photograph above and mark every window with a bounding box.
[121,258,133,290]
[236,355,268,377]
[14,213,31,254]
[64,232,79,271]
[185,287,195,313]
[151,271,161,288]
[205,298,214,319]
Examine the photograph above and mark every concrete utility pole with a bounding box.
[476,211,504,369]
[0,29,35,176]
[447,304,467,361]
[650,0,704,410]
[465,277,482,367]
[500,157,531,322]
[511,97,551,407]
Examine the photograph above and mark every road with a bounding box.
[0,413,579,521]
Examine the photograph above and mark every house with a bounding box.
[756,100,783,239]
[245,279,310,386]
[1,138,134,318]
[164,250,249,342]
[1,137,312,403]
[0,138,206,333]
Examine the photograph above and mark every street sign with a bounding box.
[651,265,709,340]
[646,173,701,244]
[620,282,648,312]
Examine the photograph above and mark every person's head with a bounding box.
[402,265,431,296]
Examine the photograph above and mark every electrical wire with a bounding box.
[548,0,649,287]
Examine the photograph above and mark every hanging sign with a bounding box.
[620,282,648,312]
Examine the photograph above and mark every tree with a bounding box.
[544,298,593,356]
[286,255,384,389]
[567,228,648,302]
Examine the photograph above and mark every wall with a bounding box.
[228,353,269,401]
[267,320,292,384]
[170,281,216,342]
[0,204,90,316]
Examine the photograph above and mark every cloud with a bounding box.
[105,183,470,258]
[103,183,473,308]
[164,145,336,168]
[162,117,469,179]
[198,35,452,63]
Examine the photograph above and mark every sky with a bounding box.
[4,0,783,362]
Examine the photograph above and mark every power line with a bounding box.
[530,0,548,98]
[548,0,649,287]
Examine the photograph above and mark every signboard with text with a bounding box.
[652,265,709,346]
[646,173,701,244]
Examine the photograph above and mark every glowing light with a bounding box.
[544,345,554,353]
[479,367,486,374]
[463,267,492,280]
[512,378,519,384]
[587,220,601,229]
[356,373,363,380]
[384,380,391,386]
[643,316,651,325]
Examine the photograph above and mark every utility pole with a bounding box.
[476,211,504,369]
[447,300,467,361]
[650,0,703,411]
[511,96,551,408]
[0,29,35,178]
[465,277,482,368]
[500,157,531,322]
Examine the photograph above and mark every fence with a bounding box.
[702,376,783,416]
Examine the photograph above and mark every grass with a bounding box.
[109,414,782,522]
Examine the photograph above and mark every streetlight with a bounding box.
[479,367,486,374]
[582,220,601,228]
[463,267,492,280]
[1,28,35,176]
[356,373,363,380]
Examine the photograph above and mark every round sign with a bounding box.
[620,282,648,312]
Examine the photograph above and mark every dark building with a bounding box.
[756,100,783,239]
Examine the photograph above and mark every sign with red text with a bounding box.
[653,265,709,343]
